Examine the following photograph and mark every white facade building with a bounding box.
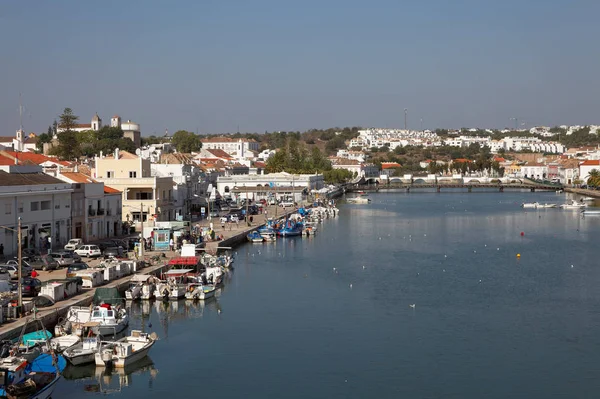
[0,171,73,257]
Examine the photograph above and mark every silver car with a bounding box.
[49,252,76,267]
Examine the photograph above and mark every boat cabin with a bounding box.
[91,305,117,323]
[162,269,196,280]
[0,357,28,387]
[168,256,202,273]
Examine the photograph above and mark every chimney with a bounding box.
[74,163,79,173]
[100,150,103,159]
[114,148,119,159]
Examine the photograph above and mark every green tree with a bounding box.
[54,108,81,160]
[172,130,202,153]
[323,169,353,184]
[36,126,53,152]
[587,169,600,187]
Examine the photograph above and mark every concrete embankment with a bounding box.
[564,188,600,198]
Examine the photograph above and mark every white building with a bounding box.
[201,137,260,157]
[0,170,73,257]
[56,171,123,241]
[0,130,38,152]
[520,163,548,179]
[579,160,600,183]
[216,172,324,202]
[58,113,141,147]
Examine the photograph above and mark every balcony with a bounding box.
[88,208,96,216]
[97,208,105,216]
[106,208,112,216]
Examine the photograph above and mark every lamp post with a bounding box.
[0,218,23,315]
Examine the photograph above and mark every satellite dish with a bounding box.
[135,148,141,156]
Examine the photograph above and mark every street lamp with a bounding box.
[0,217,23,315]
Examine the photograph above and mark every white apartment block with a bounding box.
[0,170,73,257]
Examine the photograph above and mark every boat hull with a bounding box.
[29,374,61,399]
[95,339,155,368]
[93,321,128,337]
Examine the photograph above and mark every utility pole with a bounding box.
[17,217,22,314]
[404,108,408,131]
[139,202,144,259]
[245,185,249,226]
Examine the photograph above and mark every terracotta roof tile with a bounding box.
[60,172,98,184]
[0,171,67,186]
[104,185,121,194]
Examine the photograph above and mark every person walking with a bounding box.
[169,237,174,252]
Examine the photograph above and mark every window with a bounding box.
[41,201,51,210]
[4,204,10,215]
[30,202,39,211]
[18,202,23,213]
[107,171,114,178]
[129,171,137,178]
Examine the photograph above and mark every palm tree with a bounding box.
[587,169,600,187]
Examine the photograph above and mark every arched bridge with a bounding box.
[348,181,563,193]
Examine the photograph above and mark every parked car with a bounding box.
[49,251,76,267]
[0,268,11,281]
[268,198,277,205]
[209,210,220,218]
[0,264,32,279]
[19,277,42,297]
[106,239,126,249]
[64,238,84,251]
[74,245,102,258]
[279,200,295,208]
[27,255,58,271]
[4,261,33,276]
[103,247,124,259]
[66,262,89,278]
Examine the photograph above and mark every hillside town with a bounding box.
[2,109,600,259]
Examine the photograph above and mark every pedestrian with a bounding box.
[31,269,38,278]
[228,221,232,231]
[169,237,174,252]
[249,215,254,225]
[222,220,225,230]
[0,243,3,256]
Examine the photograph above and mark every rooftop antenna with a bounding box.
[19,93,24,132]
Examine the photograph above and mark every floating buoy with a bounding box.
[517,253,521,258]
[520,232,525,236]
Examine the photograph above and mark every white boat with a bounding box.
[55,306,92,337]
[203,266,224,286]
[560,200,587,209]
[262,232,276,242]
[50,334,80,353]
[582,196,595,201]
[126,275,156,301]
[90,305,129,336]
[184,283,216,300]
[95,330,157,368]
[154,275,189,301]
[63,329,101,366]
[539,203,557,208]
[347,195,371,204]
[522,202,539,208]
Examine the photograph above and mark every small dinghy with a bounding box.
[95,330,157,368]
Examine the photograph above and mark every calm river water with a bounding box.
[56,190,600,398]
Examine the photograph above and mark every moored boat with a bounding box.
[95,330,157,368]
[90,304,128,336]
[247,231,264,243]
[184,283,216,300]
[560,200,587,209]
[522,202,539,208]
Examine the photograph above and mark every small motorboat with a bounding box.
[539,203,557,208]
[347,195,371,204]
[582,196,595,201]
[246,231,264,243]
[90,304,129,336]
[126,275,156,301]
[95,330,157,369]
[185,283,216,300]
[560,200,587,209]
[63,328,101,366]
[262,232,276,242]
[50,334,80,353]
[522,202,539,209]
[55,306,92,337]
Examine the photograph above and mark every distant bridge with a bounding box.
[347,182,562,193]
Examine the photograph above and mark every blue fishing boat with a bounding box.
[247,231,264,243]
[0,352,64,399]
[277,219,303,237]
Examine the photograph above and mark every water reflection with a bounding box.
[63,357,158,394]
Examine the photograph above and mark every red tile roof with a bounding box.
[381,162,402,169]
[0,155,16,165]
[253,161,266,168]
[581,160,600,166]
[205,149,233,159]
[104,186,121,194]
[60,172,98,183]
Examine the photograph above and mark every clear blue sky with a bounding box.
[1,0,599,135]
